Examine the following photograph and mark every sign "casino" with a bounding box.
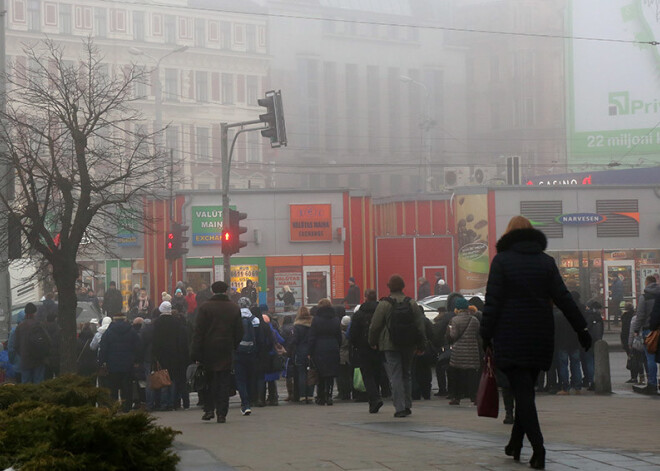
[555,213,607,225]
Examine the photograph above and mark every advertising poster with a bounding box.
[274,272,302,312]
[290,204,332,242]
[454,194,489,294]
[569,1,660,163]
[230,264,259,293]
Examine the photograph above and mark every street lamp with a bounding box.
[128,45,188,149]
[400,75,434,192]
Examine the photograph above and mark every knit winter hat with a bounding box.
[159,301,172,314]
[237,297,251,308]
[454,297,469,310]
[175,288,183,295]
[341,315,351,327]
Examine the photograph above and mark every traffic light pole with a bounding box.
[220,119,266,284]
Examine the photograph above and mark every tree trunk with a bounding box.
[53,257,79,374]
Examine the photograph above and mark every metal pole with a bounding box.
[221,123,230,284]
[0,0,11,339]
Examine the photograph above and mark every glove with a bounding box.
[578,329,592,352]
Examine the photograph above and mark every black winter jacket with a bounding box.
[480,228,587,371]
[98,319,140,373]
[308,306,342,377]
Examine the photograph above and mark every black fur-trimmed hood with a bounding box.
[496,228,547,254]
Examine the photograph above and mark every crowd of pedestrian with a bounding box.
[4,215,660,471]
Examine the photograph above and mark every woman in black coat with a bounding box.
[480,216,591,470]
[290,306,314,402]
[308,298,342,405]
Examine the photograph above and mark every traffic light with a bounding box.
[221,209,248,256]
[165,221,189,260]
[257,90,287,148]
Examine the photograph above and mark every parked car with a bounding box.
[10,301,102,333]
[419,293,486,316]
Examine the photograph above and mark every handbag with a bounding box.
[632,335,646,352]
[476,348,499,418]
[644,330,660,354]
[306,359,319,386]
[148,362,172,390]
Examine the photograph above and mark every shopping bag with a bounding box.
[149,362,172,390]
[353,368,366,392]
[476,348,499,418]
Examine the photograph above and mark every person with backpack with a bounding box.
[234,297,261,415]
[14,303,51,384]
[368,275,427,418]
[349,289,384,413]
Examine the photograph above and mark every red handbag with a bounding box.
[477,348,499,418]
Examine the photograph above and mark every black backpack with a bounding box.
[237,315,256,354]
[386,297,420,348]
[28,323,52,360]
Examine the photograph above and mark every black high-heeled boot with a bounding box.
[504,442,521,461]
[529,447,545,469]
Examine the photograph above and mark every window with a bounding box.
[324,62,338,152]
[164,15,176,44]
[234,24,244,45]
[367,65,379,152]
[194,18,205,47]
[134,66,147,98]
[75,5,92,30]
[208,21,219,42]
[258,26,266,47]
[179,17,192,40]
[220,21,231,49]
[13,0,26,23]
[27,0,40,32]
[221,73,233,104]
[246,24,256,52]
[152,13,162,36]
[164,69,178,102]
[133,11,144,41]
[166,126,179,159]
[246,75,258,105]
[196,127,210,160]
[44,2,56,26]
[94,8,107,37]
[59,3,71,34]
[247,131,259,163]
[195,71,208,102]
[110,9,126,33]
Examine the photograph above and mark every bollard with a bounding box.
[594,339,612,394]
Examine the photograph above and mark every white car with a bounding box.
[419,294,486,317]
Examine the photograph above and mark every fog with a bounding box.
[11,0,656,196]
[211,0,658,195]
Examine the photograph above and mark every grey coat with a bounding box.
[448,312,481,369]
[632,282,660,333]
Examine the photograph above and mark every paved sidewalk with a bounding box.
[167,346,655,471]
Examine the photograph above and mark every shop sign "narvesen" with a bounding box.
[555,213,607,225]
